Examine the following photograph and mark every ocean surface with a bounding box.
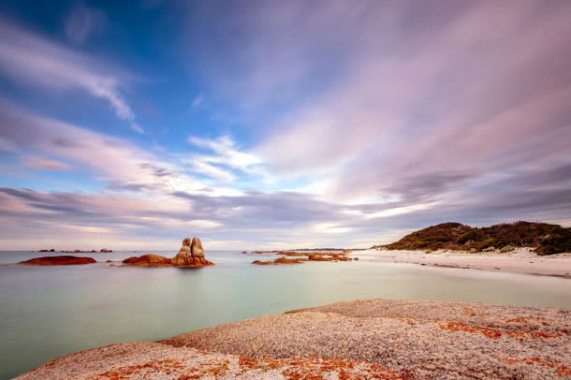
[1,250,570,379]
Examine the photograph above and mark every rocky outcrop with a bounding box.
[170,237,213,267]
[252,250,353,265]
[19,256,96,266]
[99,248,113,253]
[123,237,213,268]
[252,257,306,265]
[122,254,172,267]
[307,254,351,262]
[38,249,55,253]
[21,299,570,379]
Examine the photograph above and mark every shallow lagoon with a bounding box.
[1,250,570,378]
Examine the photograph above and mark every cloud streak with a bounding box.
[0,1,570,249]
[0,18,142,133]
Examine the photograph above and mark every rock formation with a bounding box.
[171,237,192,266]
[251,250,353,265]
[123,237,213,268]
[19,256,97,266]
[171,237,213,267]
[122,254,172,267]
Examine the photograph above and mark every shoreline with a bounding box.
[19,298,571,379]
[355,247,571,278]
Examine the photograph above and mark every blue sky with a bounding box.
[0,0,570,250]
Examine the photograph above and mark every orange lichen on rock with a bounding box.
[502,356,571,377]
[97,359,185,378]
[279,357,407,380]
[235,356,408,380]
[439,321,566,340]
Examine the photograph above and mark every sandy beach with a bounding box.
[19,299,571,379]
[355,248,571,278]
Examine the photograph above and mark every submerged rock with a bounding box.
[19,256,96,266]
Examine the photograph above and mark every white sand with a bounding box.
[354,247,571,278]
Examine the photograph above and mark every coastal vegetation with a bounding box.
[380,221,571,255]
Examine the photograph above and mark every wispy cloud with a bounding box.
[0,100,182,193]
[0,1,570,249]
[0,19,142,133]
[186,135,264,183]
[65,3,106,44]
[21,156,71,171]
[190,95,204,109]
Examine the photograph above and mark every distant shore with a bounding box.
[18,299,571,379]
[357,247,571,278]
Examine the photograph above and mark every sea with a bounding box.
[1,250,570,379]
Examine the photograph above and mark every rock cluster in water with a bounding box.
[19,255,97,266]
[122,237,214,268]
[251,250,354,265]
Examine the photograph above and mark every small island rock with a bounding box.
[123,237,213,268]
[123,254,172,267]
[19,256,96,266]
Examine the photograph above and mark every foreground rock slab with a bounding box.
[165,299,571,379]
[19,255,97,266]
[17,342,406,379]
[19,299,571,379]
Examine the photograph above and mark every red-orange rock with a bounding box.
[123,238,214,268]
[19,256,97,266]
[122,254,172,267]
[252,257,305,265]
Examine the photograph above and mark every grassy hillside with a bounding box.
[381,221,571,255]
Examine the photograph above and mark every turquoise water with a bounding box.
[1,250,570,379]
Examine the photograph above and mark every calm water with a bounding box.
[1,250,570,379]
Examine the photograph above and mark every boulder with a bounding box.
[172,239,192,266]
[123,254,172,267]
[100,248,113,253]
[172,237,213,268]
[19,256,96,266]
[191,237,204,257]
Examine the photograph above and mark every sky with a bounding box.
[0,0,570,250]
